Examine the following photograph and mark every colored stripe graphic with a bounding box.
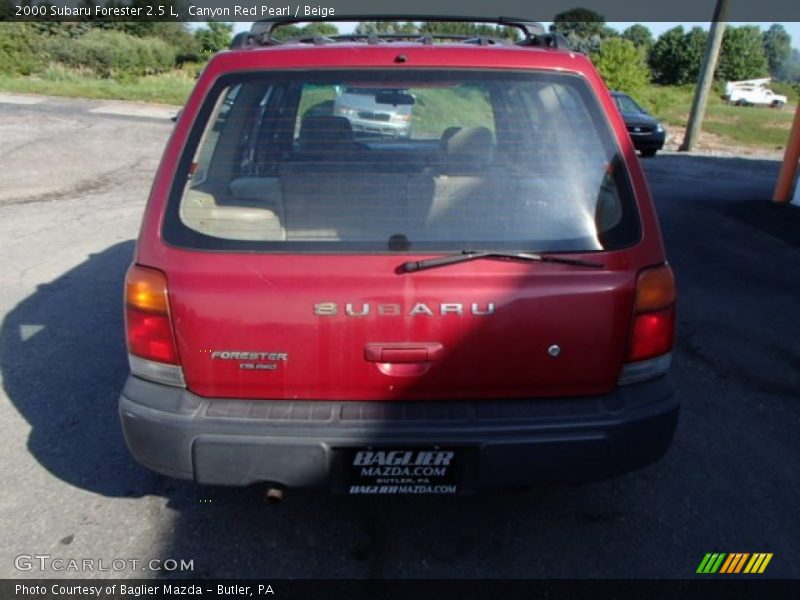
[696,554,713,573]
[743,553,773,574]
[720,553,750,573]
[719,554,736,573]
[697,553,727,574]
[699,552,773,574]
[733,553,750,573]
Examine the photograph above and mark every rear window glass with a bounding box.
[164,70,639,253]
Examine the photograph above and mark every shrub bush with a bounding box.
[0,23,46,75]
[47,30,175,78]
[591,38,651,96]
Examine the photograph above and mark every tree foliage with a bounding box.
[649,26,687,84]
[762,24,792,78]
[351,21,518,41]
[0,3,203,75]
[648,26,709,85]
[419,22,520,41]
[270,25,303,41]
[550,9,607,39]
[649,24,774,85]
[272,22,340,41]
[716,25,769,82]
[683,27,709,83]
[301,23,340,37]
[0,0,15,18]
[562,32,604,55]
[47,29,176,78]
[622,24,653,54]
[3,6,795,95]
[104,22,200,60]
[0,23,46,75]
[591,38,650,95]
[783,48,800,82]
[354,21,418,35]
[549,9,617,55]
[194,22,233,55]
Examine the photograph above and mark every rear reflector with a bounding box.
[618,353,672,386]
[128,354,186,388]
[124,265,181,376]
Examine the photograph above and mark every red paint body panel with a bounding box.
[165,253,635,400]
[133,43,669,402]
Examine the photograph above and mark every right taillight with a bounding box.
[124,264,185,387]
[628,307,676,362]
[620,265,676,385]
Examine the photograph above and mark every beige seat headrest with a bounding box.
[441,126,495,172]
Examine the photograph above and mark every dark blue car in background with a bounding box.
[612,91,666,157]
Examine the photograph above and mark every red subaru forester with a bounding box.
[120,17,677,495]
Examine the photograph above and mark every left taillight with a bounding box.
[124,264,185,387]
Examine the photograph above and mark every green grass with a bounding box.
[297,85,336,119]
[412,87,494,137]
[635,83,796,150]
[703,104,796,148]
[636,84,697,126]
[0,65,195,106]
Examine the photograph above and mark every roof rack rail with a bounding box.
[232,15,570,50]
[253,33,511,47]
[518,31,571,50]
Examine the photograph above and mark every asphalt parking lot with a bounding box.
[0,95,798,579]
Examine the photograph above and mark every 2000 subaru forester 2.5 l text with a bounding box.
[119,17,678,495]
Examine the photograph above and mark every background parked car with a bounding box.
[611,91,666,157]
[333,86,414,138]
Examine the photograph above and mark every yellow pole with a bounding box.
[773,102,800,203]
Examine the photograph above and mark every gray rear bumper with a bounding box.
[119,375,678,489]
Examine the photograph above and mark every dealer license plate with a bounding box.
[344,447,462,495]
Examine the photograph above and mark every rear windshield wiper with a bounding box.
[402,250,604,273]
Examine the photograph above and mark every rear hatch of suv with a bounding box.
[138,59,655,402]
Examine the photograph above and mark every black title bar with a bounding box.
[3,0,800,23]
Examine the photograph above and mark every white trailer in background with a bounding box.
[724,78,788,107]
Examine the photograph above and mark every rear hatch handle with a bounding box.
[364,343,444,363]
